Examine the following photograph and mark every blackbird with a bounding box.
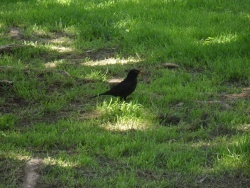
[91,69,140,100]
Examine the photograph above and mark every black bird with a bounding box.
[91,69,140,100]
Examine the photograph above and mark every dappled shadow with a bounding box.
[1,0,249,66]
[0,156,25,187]
[1,0,249,101]
[2,125,250,187]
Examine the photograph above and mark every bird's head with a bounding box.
[126,69,140,79]
[129,69,140,75]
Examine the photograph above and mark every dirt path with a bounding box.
[23,159,44,188]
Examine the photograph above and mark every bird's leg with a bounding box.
[119,96,126,101]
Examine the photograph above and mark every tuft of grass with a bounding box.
[0,114,17,131]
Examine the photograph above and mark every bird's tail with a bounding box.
[90,95,99,99]
[90,92,106,99]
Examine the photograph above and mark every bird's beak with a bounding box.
[138,70,143,75]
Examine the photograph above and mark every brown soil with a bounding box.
[23,159,44,188]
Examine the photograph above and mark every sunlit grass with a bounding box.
[83,57,141,66]
[215,134,250,173]
[44,156,78,167]
[201,33,238,45]
[103,118,149,131]
[2,151,31,162]
[44,60,63,68]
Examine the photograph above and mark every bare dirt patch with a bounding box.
[0,44,24,54]
[0,96,28,114]
[158,62,180,70]
[199,173,250,188]
[221,87,250,100]
[23,159,44,188]
[9,27,23,40]
[85,48,117,61]
[158,113,181,126]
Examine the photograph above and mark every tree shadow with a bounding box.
[1,1,250,187]
[2,0,249,63]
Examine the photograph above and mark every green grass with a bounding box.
[0,0,250,187]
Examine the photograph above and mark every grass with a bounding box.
[0,0,250,187]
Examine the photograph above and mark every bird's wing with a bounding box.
[108,80,135,95]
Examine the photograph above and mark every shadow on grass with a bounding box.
[0,156,25,187]
[1,1,250,187]
[1,123,250,187]
[1,0,249,63]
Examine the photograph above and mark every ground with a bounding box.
[0,0,250,187]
